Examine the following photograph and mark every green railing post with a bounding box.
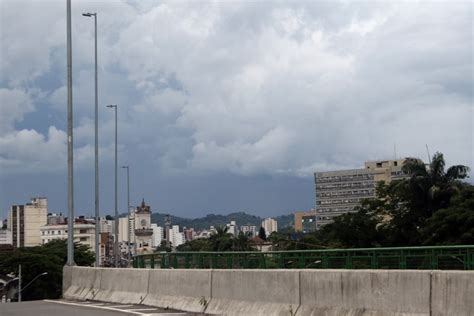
[400,250,407,269]
[150,254,155,269]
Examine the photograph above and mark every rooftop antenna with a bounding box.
[425,144,432,164]
[394,143,397,159]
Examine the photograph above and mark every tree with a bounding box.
[402,152,469,216]
[0,239,94,301]
[422,184,474,245]
[258,226,267,241]
[233,232,254,251]
[208,225,233,251]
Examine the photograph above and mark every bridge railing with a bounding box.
[132,245,474,270]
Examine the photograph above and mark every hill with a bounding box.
[149,211,294,231]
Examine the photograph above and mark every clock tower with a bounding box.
[134,199,153,253]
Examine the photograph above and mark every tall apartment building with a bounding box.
[8,197,48,247]
[314,158,407,228]
[261,218,278,237]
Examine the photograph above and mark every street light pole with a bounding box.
[17,271,48,302]
[121,165,130,259]
[106,104,119,267]
[82,11,100,268]
[66,0,75,267]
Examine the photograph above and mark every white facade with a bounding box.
[169,225,185,247]
[226,220,238,236]
[240,225,257,237]
[151,224,164,247]
[0,229,12,245]
[118,217,129,242]
[262,218,278,237]
[40,223,96,251]
[100,218,114,234]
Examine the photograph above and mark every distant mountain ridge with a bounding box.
[149,211,293,231]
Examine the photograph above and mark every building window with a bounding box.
[79,229,87,234]
[394,161,398,166]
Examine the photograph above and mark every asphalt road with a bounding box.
[0,300,203,316]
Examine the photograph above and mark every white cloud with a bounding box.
[0,0,472,177]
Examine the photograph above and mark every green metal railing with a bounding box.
[132,245,474,270]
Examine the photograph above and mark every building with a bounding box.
[134,199,153,252]
[40,217,96,251]
[0,229,12,245]
[168,225,185,247]
[226,220,238,236]
[294,210,318,232]
[7,197,48,248]
[99,217,113,233]
[183,227,195,241]
[261,218,278,237]
[47,213,65,225]
[150,224,164,248]
[314,158,407,228]
[118,217,129,243]
[240,225,257,237]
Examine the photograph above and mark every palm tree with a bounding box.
[402,152,470,215]
[208,225,233,251]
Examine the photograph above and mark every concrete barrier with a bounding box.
[62,267,474,315]
[63,266,102,301]
[431,270,474,316]
[298,269,431,316]
[142,269,211,313]
[205,269,300,316]
[93,268,149,304]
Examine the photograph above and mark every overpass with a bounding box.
[63,266,474,315]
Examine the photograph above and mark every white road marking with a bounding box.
[43,300,149,315]
[106,305,134,308]
[126,308,160,312]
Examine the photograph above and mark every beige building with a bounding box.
[314,158,407,228]
[8,197,48,247]
[40,220,96,252]
[261,218,278,237]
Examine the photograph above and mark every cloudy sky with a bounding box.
[0,0,472,219]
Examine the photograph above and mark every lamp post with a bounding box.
[121,165,131,260]
[17,265,48,302]
[106,104,119,267]
[82,11,100,268]
[66,0,75,267]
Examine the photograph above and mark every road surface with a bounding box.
[0,299,205,316]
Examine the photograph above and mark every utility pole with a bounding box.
[66,0,75,266]
[121,165,131,260]
[82,11,100,268]
[18,264,21,302]
[106,104,119,267]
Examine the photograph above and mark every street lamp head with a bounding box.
[82,12,95,17]
[106,104,117,108]
[121,165,128,169]
[41,272,48,276]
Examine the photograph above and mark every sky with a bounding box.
[0,0,472,220]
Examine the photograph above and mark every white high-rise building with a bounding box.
[151,224,164,247]
[226,220,238,235]
[240,225,257,237]
[169,225,185,247]
[0,229,12,245]
[261,218,278,237]
[118,217,129,242]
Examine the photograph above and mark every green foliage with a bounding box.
[0,239,94,301]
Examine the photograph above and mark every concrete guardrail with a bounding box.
[63,267,474,315]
